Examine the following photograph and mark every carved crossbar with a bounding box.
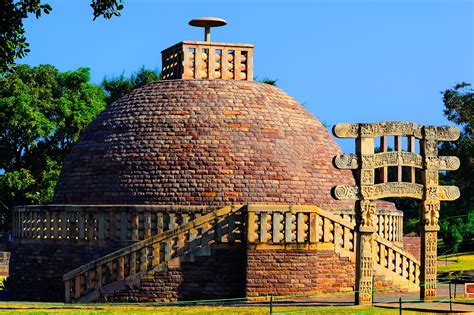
[333,122,460,140]
[334,153,460,171]
[63,205,243,303]
[333,183,460,201]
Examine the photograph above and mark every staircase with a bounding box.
[63,205,243,303]
[63,204,420,303]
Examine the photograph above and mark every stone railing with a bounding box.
[13,205,219,241]
[246,205,419,287]
[247,205,355,255]
[161,41,254,81]
[374,235,420,287]
[334,209,404,247]
[63,205,243,303]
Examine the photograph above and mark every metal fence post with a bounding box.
[399,297,402,315]
[449,281,453,312]
[454,277,457,300]
[270,295,273,314]
[372,274,375,305]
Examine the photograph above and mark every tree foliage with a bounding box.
[0,0,124,74]
[438,82,473,252]
[102,67,161,105]
[254,77,278,86]
[0,65,106,223]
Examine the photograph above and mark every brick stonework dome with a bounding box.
[53,79,356,210]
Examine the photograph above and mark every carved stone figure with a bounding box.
[425,170,438,185]
[360,200,376,227]
[423,140,438,156]
[423,201,439,226]
[361,170,374,185]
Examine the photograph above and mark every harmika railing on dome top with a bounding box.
[63,205,243,303]
[161,41,254,81]
[245,205,420,289]
[12,205,220,241]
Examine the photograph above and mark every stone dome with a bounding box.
[53,79,356,210]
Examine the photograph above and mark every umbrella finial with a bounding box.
[189,17,227,42]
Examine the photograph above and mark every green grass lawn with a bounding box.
[0,303,456,315]
[437,252,474,272]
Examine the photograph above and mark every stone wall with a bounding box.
[6,241,417,302]
[6,240,130,301]
[403,236,421,261]
[104,247,246,302]
[246,249,355,297]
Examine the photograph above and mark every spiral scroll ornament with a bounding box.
[438,186,461,201]
[333,185,360,200]
[334,154,359,169]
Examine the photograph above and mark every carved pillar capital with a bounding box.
[359,200,377,230]
[422,200,440,228]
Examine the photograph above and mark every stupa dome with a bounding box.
[53,79,356,210]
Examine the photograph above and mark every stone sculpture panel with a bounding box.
[333,122,459,141]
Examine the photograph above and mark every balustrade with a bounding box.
[64,205,243,303]
[247,205,355,253]
[246,205,419,287]
[374,235,420,286]
[334,209,404,246]
[13,205,218,241]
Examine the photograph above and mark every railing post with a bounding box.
[371,274,374,305]
[247,209,256,243]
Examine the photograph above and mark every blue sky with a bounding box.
[21,0,473,152]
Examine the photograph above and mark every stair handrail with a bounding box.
[64,204,242,302]
[374,234,420,285]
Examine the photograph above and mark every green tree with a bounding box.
[438,82,473,252]
[0,0,124,74]
[0,65,106,227]
[254,77,278,86]
[102,67,161,105]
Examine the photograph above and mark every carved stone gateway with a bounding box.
[332,121,460,304]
